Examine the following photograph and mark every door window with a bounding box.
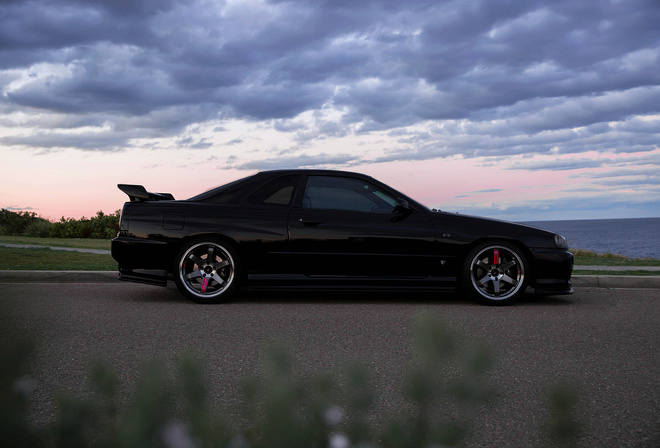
[303,176,397,213]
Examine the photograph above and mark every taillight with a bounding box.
[118,205,130,236]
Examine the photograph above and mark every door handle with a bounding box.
[299,219,322,227]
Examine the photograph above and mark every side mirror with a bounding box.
[394,198,411,213]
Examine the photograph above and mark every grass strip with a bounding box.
[1,237,658,272]
[572,249,660,266]
[0,246,116,271]
[0,236,111,250]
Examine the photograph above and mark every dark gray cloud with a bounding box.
[0,0,658,162]
[234,152,361,170]
[2,205,35,211]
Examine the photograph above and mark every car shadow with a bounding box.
[236,289,576,307]
[235,289,472,305]
[120,283,575,307]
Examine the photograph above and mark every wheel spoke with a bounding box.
[501,260,517,271]
[475,260,490,270]
[492,279,501,294]
[188,254,205,267]
[185,271,203,280]
[213,260,230,270]
[211,273,225,286]
[477,274,491,286]
[501,274,516,285]
[207,246,215,261]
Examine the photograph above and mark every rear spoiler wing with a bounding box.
[118,184,175,202]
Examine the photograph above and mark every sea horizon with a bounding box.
[521,217,660,259]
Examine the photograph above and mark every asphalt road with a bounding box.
[1,281,658,447]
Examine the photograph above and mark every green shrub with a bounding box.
[571,248,627,259]
[49,210,120,239]
[0,209,118,239]
[0,209,50,237]
[23,220,53,238]
[1,314,582,448]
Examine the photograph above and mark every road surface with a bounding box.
[1,281,658,447]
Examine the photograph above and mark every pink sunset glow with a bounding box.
[1,1,659,222]
[3,145,657,223]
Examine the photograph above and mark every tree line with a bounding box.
[0,209,120,239]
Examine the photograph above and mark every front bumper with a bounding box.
[534,278,574,295]
[530,248,574,295]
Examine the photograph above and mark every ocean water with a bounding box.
[522,217,660,260]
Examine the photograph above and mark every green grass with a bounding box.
[572,248,660,266]
[0,235,111,250]
[0,246,116,271]
[1,237,659,272]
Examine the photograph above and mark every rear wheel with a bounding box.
[174,239,239,303]
[462,241,528,305]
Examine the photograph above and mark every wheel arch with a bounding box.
[460,237,535,304]
[168,233,243,273]
[463,236,535,279]
[172,235,243,303]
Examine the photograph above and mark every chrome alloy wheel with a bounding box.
[468,244,525,302]
[177,241,235,300]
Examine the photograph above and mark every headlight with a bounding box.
[554,234,568,249]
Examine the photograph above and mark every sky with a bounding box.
[1,0,659,222]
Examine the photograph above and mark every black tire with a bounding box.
[173,238,239,303]
[462,241,529,305]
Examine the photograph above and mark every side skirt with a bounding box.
[247,274,456,292]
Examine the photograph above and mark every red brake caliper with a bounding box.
[201,277,209,293]
[493,249,500,265]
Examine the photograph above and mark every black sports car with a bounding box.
[111,169,573,305]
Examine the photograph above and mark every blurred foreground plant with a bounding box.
[1,313,581,448]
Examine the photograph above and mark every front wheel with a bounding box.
[174,239,239,303]
[462,241,528,305]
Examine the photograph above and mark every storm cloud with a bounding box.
[1,0,659,219]
[1,0,658,151]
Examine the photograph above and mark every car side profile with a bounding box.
[111,170,573,305]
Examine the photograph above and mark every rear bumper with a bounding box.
[117,267,168,287]
[111,236,172,270]
[112,236,173,287]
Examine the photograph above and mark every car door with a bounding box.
[231,174,300,274]
[288,174,439,278]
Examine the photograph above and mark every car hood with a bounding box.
[427,210,560,247]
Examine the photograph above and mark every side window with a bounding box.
[248,175,298,206]
[303,176,397,213]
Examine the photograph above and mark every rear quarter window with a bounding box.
[248,175,298,206]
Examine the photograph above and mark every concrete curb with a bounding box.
[571,275,660,289]
[0,271,659,289]
[575,265,660,272]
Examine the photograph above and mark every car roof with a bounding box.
[255,169,372,178]
[188,169,430,212]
